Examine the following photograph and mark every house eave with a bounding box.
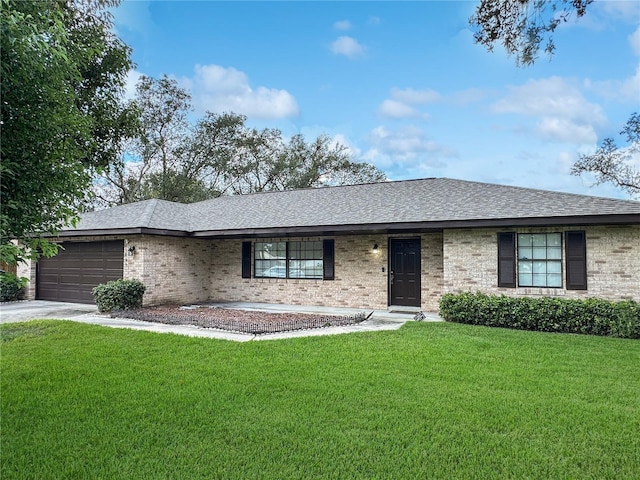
[190,213,640,239]
[56,227,191,238]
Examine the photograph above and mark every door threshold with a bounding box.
[388,305,421,314]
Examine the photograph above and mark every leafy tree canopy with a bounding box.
[95,76,386,206]
[470,1,639,197]
[470,0,593,66]
[572,114,640,198]
[0,0,135,264]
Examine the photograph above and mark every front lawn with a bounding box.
[2,321,639,479]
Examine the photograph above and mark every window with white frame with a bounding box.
[517,233,562,287]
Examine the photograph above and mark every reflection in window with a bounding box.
[254,241,323,279]
[517,233,562,287]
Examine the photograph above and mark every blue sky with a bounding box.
[112,0,640,198]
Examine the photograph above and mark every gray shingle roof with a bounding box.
[67,178,640,236]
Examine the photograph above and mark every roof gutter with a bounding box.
[55,213,640,239]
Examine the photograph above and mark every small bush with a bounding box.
[0,272,26,302]
[439,292,640,339]
[92,279,145,313]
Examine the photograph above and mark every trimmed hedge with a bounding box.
[0,272,26,302]
[439,292,640,339]
[92,279,145,313]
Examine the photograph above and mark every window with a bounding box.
[517,233,562,287]
[288,241,323,279]
[498,231,586,289]
[253,241,326,279]
[254,242,286,278]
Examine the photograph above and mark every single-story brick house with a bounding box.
[19,178,640,311]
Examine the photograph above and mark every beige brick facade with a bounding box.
[207,233,444,311]
[123,235,212,306]
[443,225,640,302]
[19,225,638,309]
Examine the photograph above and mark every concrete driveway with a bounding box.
[0,300,98,324]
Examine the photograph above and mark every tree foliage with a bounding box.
[95,76,386,206]
[470,0,593,66]
[571,114,640,198]
[0,0,135,264]
[470,1,639,198]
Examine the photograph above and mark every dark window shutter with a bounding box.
[566,231,587,290]
[323,239,335,280]
[497,232,516,288]
[241,241,251,279]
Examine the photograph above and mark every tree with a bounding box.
[95,75,191,206]
[571,114,640,198]
[96,76,386,205]
[470,1,639,197]
[470,0,593,66]
[0,0,135,264]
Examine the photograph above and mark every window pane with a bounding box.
[532,274,547,286]
[532,235,547,247]
[547,261,562,274]
[255,242,286,278]
[518,273,533,286]
[532,247,547,259]
[532,261,546,274]
[518,247,533,260]
[255,242,285,260]
[548,234,562,247]
[518,234,533,247]
[547,247,562,260]
[547,274,562,287]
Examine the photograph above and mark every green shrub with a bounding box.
[439,292,640,339]
[92,279,145,313]
[0,272,26,302]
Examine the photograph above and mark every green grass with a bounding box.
[2,321,639,479]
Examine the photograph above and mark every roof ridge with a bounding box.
[139,199,160,227]
[440,177,640,204]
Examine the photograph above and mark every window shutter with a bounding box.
[565,231,587,290]
[241,241,251,279]
[497,232,516,288]
[323,239,335,280]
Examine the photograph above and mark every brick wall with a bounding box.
[443,225,640,302]
[22,224,636,308]
[123,235,212,306]
[208,233,444,312]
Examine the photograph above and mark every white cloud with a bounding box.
[378,100,424,119]
[378,87,441,119]
[333,20,352,31]
[330,36,365,59]
[186,64,299,119]
[390,87,441,104]
[123,69,143,100]
[362,125,455,169]
[451,88,488,105]
[630,26,640,56]
[492,77,606,144]
[585,64,640,104]
[597,0,640,21]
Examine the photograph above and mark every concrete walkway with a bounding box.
[0,300,442,342]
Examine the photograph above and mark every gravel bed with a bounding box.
[111,305,369,335]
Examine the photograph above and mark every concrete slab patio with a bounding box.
[0,300,442,341]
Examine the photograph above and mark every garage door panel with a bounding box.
[37,241,124,304]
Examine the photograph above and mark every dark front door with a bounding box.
[389,238,421,307]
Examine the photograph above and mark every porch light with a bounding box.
[128,245,136,256]
[373,244,379,253]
